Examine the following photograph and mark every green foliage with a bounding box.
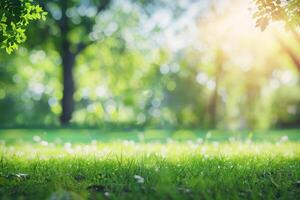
[0,0,299,129]
[254,0,300,30]
[0,0,46,53]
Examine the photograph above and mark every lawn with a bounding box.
[0,129,300,199]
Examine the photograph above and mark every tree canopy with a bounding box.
[254,0,300,31]
[0,0,46,53]
[0,0,300,129]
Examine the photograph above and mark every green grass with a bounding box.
[0,129,300,199]
[1,128,300,144]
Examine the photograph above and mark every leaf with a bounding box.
[255,17,269,31]
[0,0,47,54]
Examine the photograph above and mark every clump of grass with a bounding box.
[0,140,300,199]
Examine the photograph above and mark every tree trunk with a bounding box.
[59,0,75,125]
[208,82,219,128]
[60,44,75,125]
[207,51,224,128]
[276,32,300,72]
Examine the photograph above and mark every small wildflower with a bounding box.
[16,151,24,156]
[104,192,110,197]
[49,143,55,148]
[138,133,145,142]
[33,136,41,142]
[41,140,48,146]
[245,139,252,144]
[280,135,289,142]
[229,137,236,143]
[54,138,62,144]
[75,145,82,151]
[134,175,144,184]
[213,141,219,148]
[160,147,167,158]
[196,138,203,144]
[64,142,72,149]
[206,132,212,139]
[201,147,207,155]
[166,138,174,144]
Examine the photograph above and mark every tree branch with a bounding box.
[291,29,300,45]
[74,0,112,55]
[96,0,111,14]
[75,41,93,55]
[276,36,300,72]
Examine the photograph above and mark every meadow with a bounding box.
[0,129,300,200]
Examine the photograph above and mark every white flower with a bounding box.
[104,192,110,197]
[229,137,236,143]
[196,138,203,144]
[41,141,48,146]
[201,146,207,155]
[213,141,219,148]
[206,132,212,139]
[33,136,41,142]
[64,142,72,149]
[281,136,289,142]
[134,175,144,184]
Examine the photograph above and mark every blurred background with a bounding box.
[1,0,300,130]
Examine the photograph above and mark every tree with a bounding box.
[0,0,46,53]
[31,0,112,125]
[29,0,186,125]
[254,0,300,31]
[254,0,300,126]
[276,32,300,72]
[254,0,300,72]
